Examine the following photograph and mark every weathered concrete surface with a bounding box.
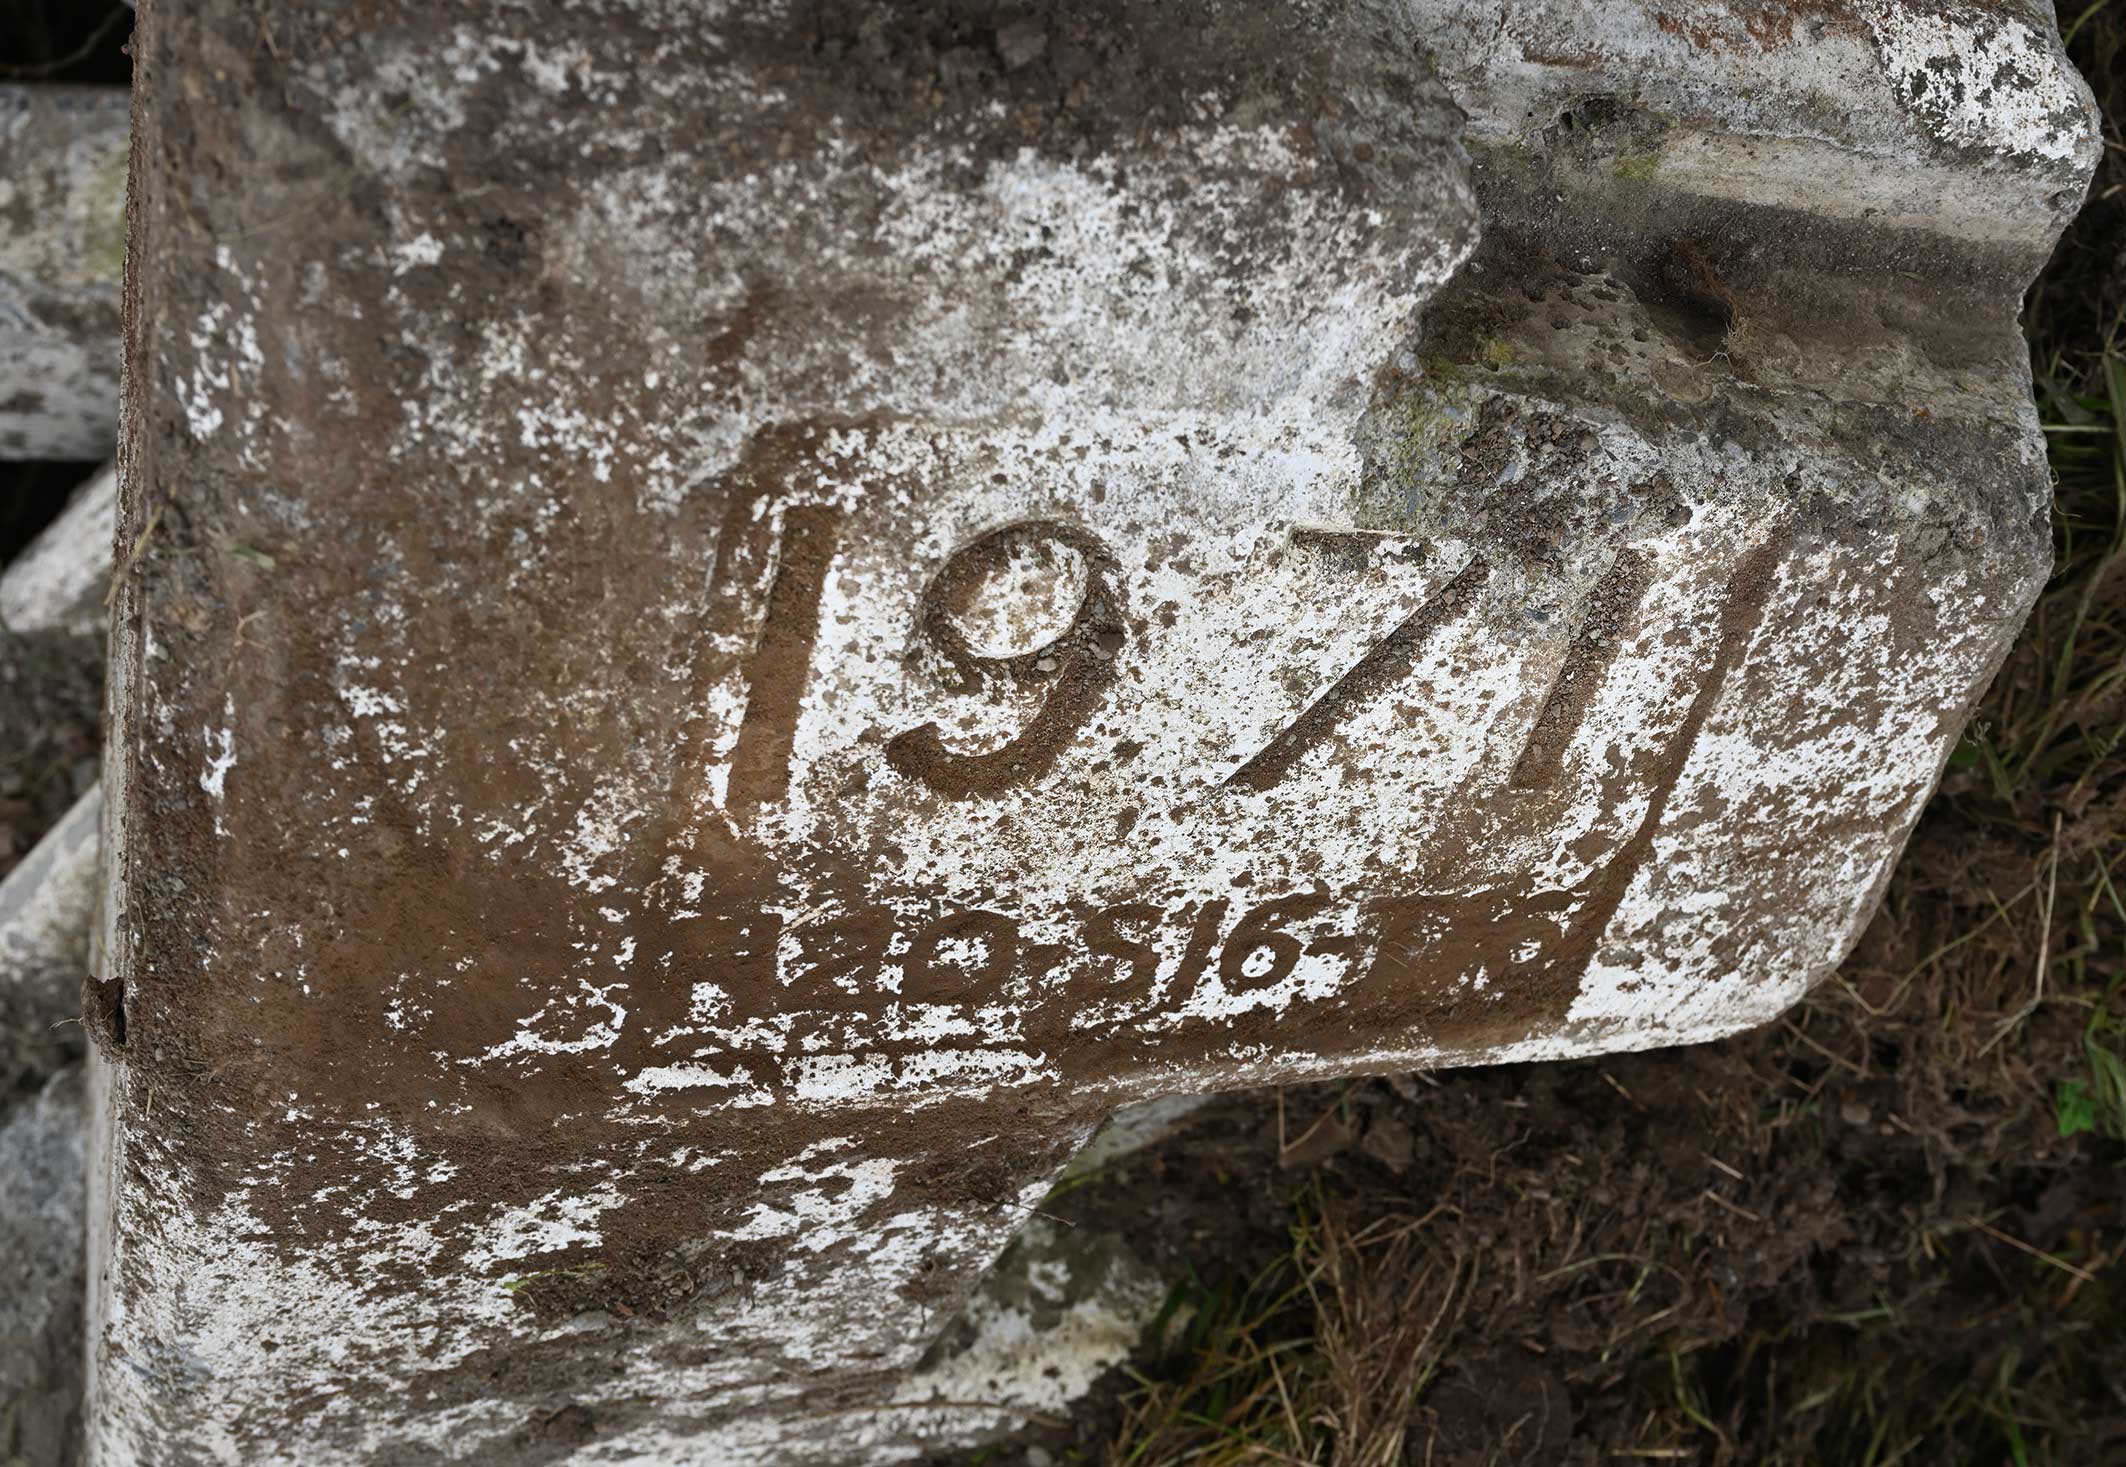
[0,465,116,642]
[0,472,108,1467]
[0,805,97,1467]
[1419,0,2094,248]
[889,1217,1163,1443]
[677,1215,1164,1464]
[1,465,111,1098]
[1,466,114,887]
[0,88,129,460]
[1,787,1142,1467]
[1,1066,86,1467]
[1,785,98,1101]
[90,0,2096,1462]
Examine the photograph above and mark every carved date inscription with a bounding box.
[775,890,1359,1016]
[710,514,1772,806]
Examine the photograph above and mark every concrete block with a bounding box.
[0,463,115,643]
[1,1066,87,1467]
[0,475,110,1467]
[88,1,2096,1462]
[0,88,129,460]
[690,1217,1164,1464]
[0,467,113,851]
[1,785,99,1098]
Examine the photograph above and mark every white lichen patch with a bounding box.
[199,695,238,837]
[891,1218,1165,1417]
[1868,2,2092,164]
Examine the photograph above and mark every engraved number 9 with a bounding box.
[886,520,1125,798]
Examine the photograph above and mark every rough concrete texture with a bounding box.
[0,797,1151,1467]
[90,0,2096,1462]
[897,1218,1163,1434]
[0,466,114,883]
[0,88,129,460]
[1,1067,86,1467]
[1,785,98,1101]
[1058,1091,1214,1181]
[1,467,112,1102]
[0,465,116,643]
[0,473,107,1467]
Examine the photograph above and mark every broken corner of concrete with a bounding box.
[89,2,2097,1462]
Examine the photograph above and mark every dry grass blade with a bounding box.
[1307,1209,1466,1467]
[1105,1195,1467,1467]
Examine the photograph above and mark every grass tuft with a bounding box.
[1108,1193,1463,1467]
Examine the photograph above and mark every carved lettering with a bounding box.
[887,520,1127,798]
